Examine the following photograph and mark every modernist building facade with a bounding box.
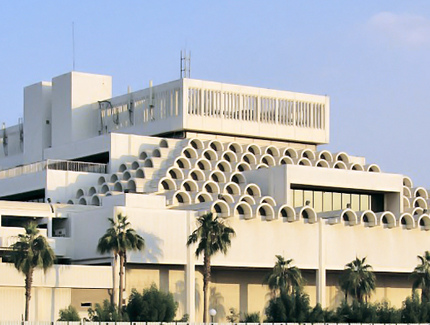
[0,71,425,321]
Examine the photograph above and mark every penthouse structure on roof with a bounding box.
[0,71,424,321]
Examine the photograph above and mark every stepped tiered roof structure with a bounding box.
[0,71,427,321]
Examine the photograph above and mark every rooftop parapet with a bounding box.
[101,78,330,144]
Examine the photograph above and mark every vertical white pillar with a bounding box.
[186,211,196,321]
[47,216,53,237]
[316,217,326,307]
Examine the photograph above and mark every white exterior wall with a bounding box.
[65,192,430,280]
[24,82,52,164]
[244,165,403,215]
[0,171,45,198]
[44,133,110,162]
[183,78,330,144]
[0,264,111,321]
[51,72,112,147]
[46,170,105,203]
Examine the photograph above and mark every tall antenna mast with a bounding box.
[72,22,75,71]
[180,50,191,79]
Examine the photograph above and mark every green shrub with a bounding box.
[241,312,260,322]
[265,290,311,322]
[87,299,127,321]
[126,284,178,321]
[401,292,430,322]
[58,305,80,321]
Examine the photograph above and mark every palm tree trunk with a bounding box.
[112,254,118,306]
[24,268,33,321]
[203,253,211,323]
[118,251,125,312]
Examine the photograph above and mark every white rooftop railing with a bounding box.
[0,160,107,180]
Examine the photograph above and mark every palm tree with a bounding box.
[264,255,305,296]
[97,213,144,311]
[411,251,430,302]
[339,256,376,303]
[186,212,235,322]
[10,222,55,321]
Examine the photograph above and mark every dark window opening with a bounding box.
[0,189,45,203]
[191,172,198,181]
[371,194,384,213]
[162,181,169,190]
[72,152,109,165]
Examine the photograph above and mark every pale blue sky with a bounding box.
[1,1,430,186]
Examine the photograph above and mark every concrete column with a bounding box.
[316,216,326,307]
[239,282,248,315]
[186,211,196,321]
[47,217,53,237]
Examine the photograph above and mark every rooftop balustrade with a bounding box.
[0,159,107,180]
[100,78,330,144]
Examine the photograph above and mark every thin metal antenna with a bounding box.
[72,22,75,71]
[180,50,191,79]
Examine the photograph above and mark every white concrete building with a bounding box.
[0,71,425,321]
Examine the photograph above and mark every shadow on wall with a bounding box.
[329,286,344,309]
[140,231,164,263]
[173,279,201,313]
[209,287,226,322]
